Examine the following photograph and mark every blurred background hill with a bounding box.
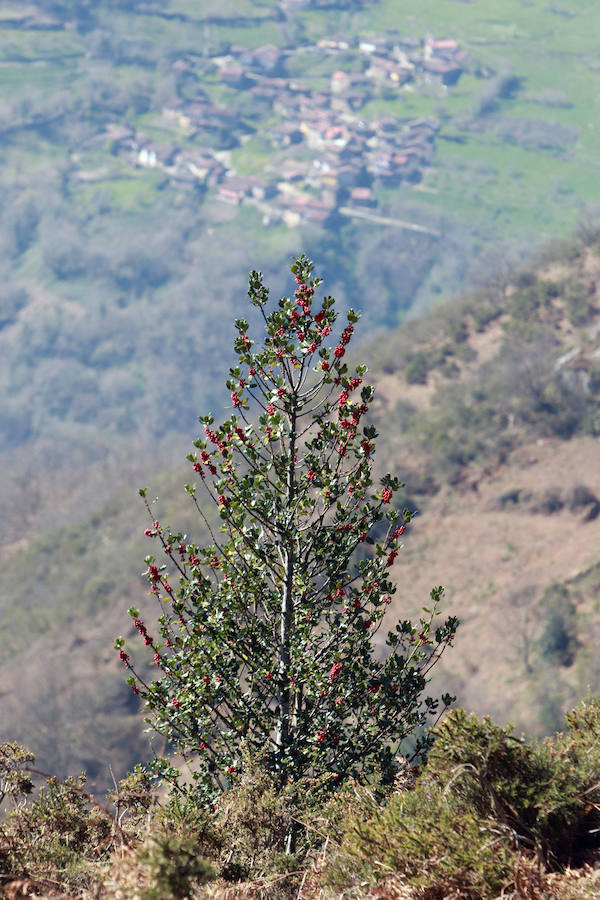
[1,0,600,790]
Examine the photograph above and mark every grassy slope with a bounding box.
[2,235,599,789]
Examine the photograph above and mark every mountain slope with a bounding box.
[364,235,600,733]
[2,0,600,561]
[1,235,599,789]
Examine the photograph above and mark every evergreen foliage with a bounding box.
[116,255,457,807]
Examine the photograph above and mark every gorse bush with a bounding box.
[3,703,600,897]
[136,832,215,900]
[0,768,113,891]
[325,698,600,899]
[0,741,34,807]
[116,255,457,826]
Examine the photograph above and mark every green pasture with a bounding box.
[72,171,166,213]
[0,27,83,61]
[0,0,598,339]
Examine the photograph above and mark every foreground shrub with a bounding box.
[3,700,600,897]
[324,698,600,898]
[1,770,113,892]
[136,831,215,900]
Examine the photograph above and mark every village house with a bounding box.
[424,37,459,60]
[375,115,400,134]
[136,142,178,169]
[272,90,303,117]
[406,118,441,143]
[329,75,374,111]
[303,195,337,224]
[270,121,304,148]
[300,91,331,112]
[272,86,304,117]
[299,113,332,149]
[171,58,193,75]
[251,45,286,76]
[330,90,368,113]
[402,141,433,163]
[323,123,351,146]
[176,150,225,185]
[306,154,358,191]
[258,77,293,93]
[217,174,277,204]
[336,163,364,187]
[359,37,390,56]
[278,161,310,183]
[350,185,376,206]
[422,58,464,86]
[81,124,134,156]
[367,152,394,178]
[366,55,413,84]
[169,167,201,186]
[408,116,441,132]
[310,163,339,190]
[422,37,466,86]
[317,35,356,51]
[281,208,302,228]
[252,83,283,104]
[330,135,367,163]
[217,184,245,204]
[395,35,421,51]
[247,177,278,201]
[162,96,208,130]
[161,101,227,134]
[392,152,409,168]
[103,124,134,145]
[219,65,250,88]
[390,46,416,71]
[285,192,337,225]
[330,70,351,94]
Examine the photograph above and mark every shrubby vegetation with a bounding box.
[371,236,600,487]
[2,697,600,898]
[325,698,600,899]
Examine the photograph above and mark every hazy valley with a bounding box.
[1,0,599,810]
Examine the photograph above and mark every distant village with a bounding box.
[84,30,467,228]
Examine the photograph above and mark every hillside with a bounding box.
[1,235,599,791]
[365,235,600,734]
[2,0,600,559]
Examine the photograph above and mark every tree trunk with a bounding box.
[275,405,296,780]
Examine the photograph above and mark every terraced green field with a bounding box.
[298,0,600,238]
